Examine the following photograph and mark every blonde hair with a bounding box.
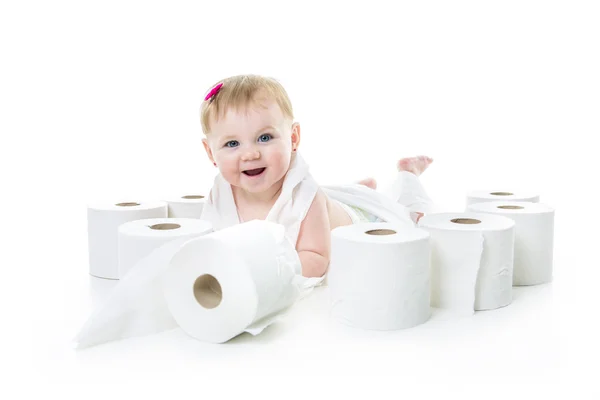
[200,74,294,135]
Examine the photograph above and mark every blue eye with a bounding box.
[225,140,239,148]
[258,134,272,142]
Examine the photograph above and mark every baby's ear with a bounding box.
[202,138,215,164]
[291,122,301,150]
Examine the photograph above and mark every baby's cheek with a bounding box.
[273,152,290,174]
[216,156,238,182]
[216,152,235,169]
[275,146,291,164]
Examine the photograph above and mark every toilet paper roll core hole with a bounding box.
[498,205,524,210]
[451,218,481,225]
[490,192,513,196]
[182,195,205,199]
[149,223,181,230]
[365,229,396,236]
[193,274,222,309]
[116,202,140,207]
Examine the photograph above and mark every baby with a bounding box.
[199,74,433,279]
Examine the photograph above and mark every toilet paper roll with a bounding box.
[118,218,213,278]
[163,220,321,344]
[87,201,168,279]
[165,195,206,218]
[418,212,515,313]
[466,190,539,207]
[74,219,321,349]
[466,201,555,286]
[328,222,431,330]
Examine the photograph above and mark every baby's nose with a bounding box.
[241,149,260,161]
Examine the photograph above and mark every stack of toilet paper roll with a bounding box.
[80,187,555,346]
[328,222,431,330]
[418,212,516,314]
[75,220,322,348]
[164,195,207,218]
[87,195,210,280]
[466,201,555,286]
[87,201,168,279]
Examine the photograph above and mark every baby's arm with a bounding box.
[295,189,331,278]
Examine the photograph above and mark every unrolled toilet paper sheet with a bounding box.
[75,236,194,349]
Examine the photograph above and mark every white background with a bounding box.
[2,0,599,398]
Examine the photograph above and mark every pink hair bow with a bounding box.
[204,82,223,101]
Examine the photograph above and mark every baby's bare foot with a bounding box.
[397,155,433,176]
[357,177,377,190]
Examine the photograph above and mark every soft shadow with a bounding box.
[511,282,553,303]
[224,321,290,345]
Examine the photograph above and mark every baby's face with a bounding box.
[204,99,297,194]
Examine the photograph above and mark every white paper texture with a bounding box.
[475,229,515,310]
[467,201,554,285]
[428,229,484,314]
[164,195,206,218]
[418,212,515,314]
[328,222,431,330]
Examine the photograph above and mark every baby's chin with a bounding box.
[229,179,271,193]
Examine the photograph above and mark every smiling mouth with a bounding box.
[242,167,266,177]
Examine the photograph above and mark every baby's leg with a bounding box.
[356,156,432,190]
[356,177,377,190]
[385,155,435,221]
